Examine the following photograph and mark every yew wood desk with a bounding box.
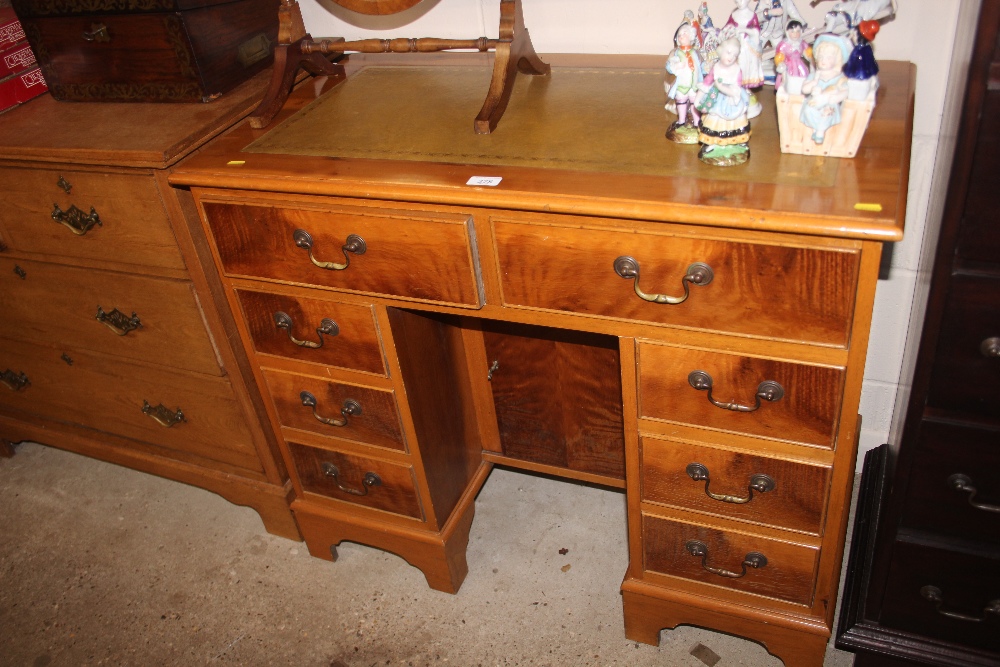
[169,54,915,667]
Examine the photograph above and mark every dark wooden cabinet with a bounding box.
[835,2,1000,665]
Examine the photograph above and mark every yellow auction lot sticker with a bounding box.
[854,202,883,212]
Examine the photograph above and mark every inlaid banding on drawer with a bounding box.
[236,289,386,375]
[262,369,406,451]
[0,166,185,270]
[642,513,819,605]
[492,218,859,347]
[638,341,844,448]
[202,200,484,308]
[289,441,423,519]
[641,435,830,535]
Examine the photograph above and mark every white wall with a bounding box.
[298,0,974,467]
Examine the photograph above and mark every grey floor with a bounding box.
[0,443,858,667]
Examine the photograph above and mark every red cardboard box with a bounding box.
[0,39,34,78]
[0,65,47,112]
[0,7,25,50]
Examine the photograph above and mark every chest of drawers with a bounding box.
[0,72,299,540]
[169,55,915,666]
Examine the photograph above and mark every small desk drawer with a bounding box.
[492,217,859,347]
[0,166,185,271]
[642,512,819,606]
[637,341,844,449]
[262,369,406,452]
[0,258,223,376]
[202,198,484,308]
[235,288,386,376]
[288,441,423,519]
[640,435,830,535]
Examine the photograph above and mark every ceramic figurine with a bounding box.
[695,36,751,166]
[697,2,721,69]
[722,0,764,118]
[844,19,880,99]
[799,33,851,144]
[666,22,705,143]
[757,0,805,47]
[773,19,811,93]
[812,0,896,37]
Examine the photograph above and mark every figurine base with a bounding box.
[666,121,700,144]
[698,143,749,167]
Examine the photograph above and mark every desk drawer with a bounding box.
[642,512,819,606]
[262,368,406,452]
[235,288,386,376]
[0,338,261,472]
[0,258,222,376]
[288,440,423,519]
[492,217,859,347]
[0,166,185,271]
[202,199,484,308]
[640,435,829,535]
[637,341,844,449]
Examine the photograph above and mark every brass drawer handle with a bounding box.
[96,306,141,336]
[299,391,362,427]
[321,462,382,496]
[685,463,775,504]
[273,311,339,348]
[14,264,26,279]
[293,229,366,271]
[141,400,185,427]
[1,369,30,391]
[687,371,784,412]
[685,540,767,579]
[920,586,1000,623]
[51,203,102,235]
[57,175,72,193]
[82,23,110,42]
[980,337,1000,358]
[614,257,713,304]
[948,474,1000,513]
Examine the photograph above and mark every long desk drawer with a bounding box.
[491,217,860,347]
[0,338,261,472]
[0,166,185,271]
[201,198,484,308]
[0,258,223,376]
[637,341,845,449]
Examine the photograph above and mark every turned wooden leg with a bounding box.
[249,38,345,129]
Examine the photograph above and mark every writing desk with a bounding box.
[169,54,914,666]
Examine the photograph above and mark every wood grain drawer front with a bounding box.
[288,441,422,519]
[262,369,406,451]
[0,339,261,472]
[880,539,1000,652]
[202,200,484,308]
[235,289,386,375]
[0,259,222,376]
[640,436,829,535]
[0,167,185,271]
[637,342,844,449]
[642,513,819,605]
[927,273,1000,419]
[492,219,859,347]
[901,420,1000,543]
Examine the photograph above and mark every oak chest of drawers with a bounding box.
[0,72,299,540]
[168,55,916,666]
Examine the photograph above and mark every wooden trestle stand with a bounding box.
[248,0,550,133]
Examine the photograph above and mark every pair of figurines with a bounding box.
[666,22,751,167]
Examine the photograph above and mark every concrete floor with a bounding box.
[0,443,858,667]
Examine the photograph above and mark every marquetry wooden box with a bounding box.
[11,0,278,102]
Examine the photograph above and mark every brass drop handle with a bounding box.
[299,391,362,427]
[82,23,110,42]
[14,265,26,279]
[96,306,141,336]
[1,369,30,391]
[980,337,1000,358]
[920,586,1000,623]
[321,462,381,496]
[614,257,713,305]
[948,474,1000,513]
[686,463,775,504]
[51,203,102,235]
[141,400,185,427]
[273,311,339,348]
[57,175,72,193]
[293,229,366,271]
[688,371,785,412]
[685,540,767,579]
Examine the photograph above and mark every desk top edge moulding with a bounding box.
[167,51,914,667]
